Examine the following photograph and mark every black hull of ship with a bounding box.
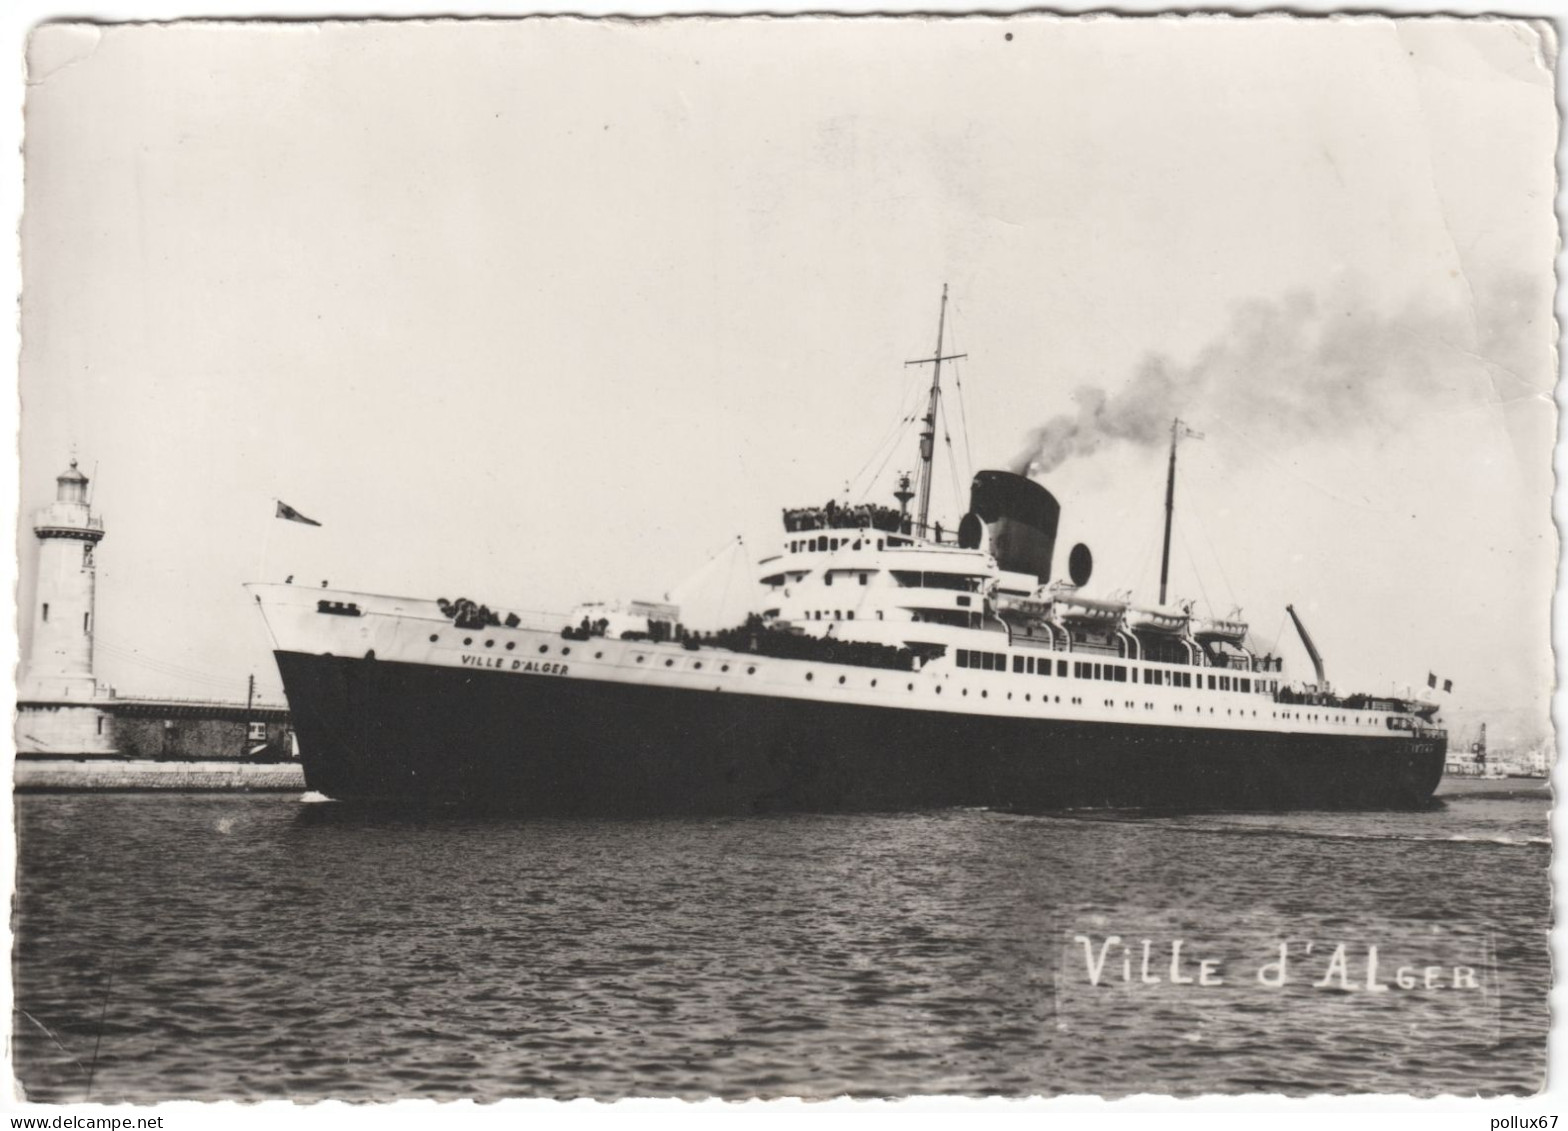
[274,651,1446,815]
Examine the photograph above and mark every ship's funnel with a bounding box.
[965,470,1061,583]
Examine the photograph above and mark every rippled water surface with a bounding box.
[13,777,1549,1100]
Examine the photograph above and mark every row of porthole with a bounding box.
[799,673,1084,706]
[803,672,879,688]
[436,634,570,657]
[432,634,764,673]
[637,655,758,675]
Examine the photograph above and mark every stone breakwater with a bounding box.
[15,760,305,792]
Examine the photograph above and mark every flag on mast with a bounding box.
[276,500,321,527]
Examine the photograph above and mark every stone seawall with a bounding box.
[15,759,306,792]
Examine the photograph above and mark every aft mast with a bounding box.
[1158,419,1179,606]
[1157,418,1202,605]
[905,285,966,539]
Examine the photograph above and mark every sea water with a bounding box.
[12,777,1549,1101]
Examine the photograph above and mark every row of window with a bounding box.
[1207,674,1251,692]
[816,569,983,592]
[954,648,1283,694]
[1075,661,1129,682]
[792,536,877,554]
[890,571,983,593]
[960,650,1080,678]
[790,535,920,554]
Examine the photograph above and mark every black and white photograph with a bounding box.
[7,7,1559,1116]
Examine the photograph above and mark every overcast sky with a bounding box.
[17,16,1558,743]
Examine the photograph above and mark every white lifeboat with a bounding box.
[1128,605,1191,634]
[1048,582,1129,627]
[1193,608,1248,645]
[995,591,1052,620]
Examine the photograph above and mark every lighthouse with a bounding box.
[17,459,115,755]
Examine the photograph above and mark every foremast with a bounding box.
[905,285,966,539]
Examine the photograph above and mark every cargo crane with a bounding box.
[1285,603,1326,689]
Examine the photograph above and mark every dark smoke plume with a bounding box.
[1011,273,1545,477]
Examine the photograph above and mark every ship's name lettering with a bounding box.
[459,654,569,677]
[1070,934,1482,992]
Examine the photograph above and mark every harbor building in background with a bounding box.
[16,459,293,761]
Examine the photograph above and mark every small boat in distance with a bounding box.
[251,289,1447,813]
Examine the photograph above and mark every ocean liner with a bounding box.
[251,290,1448,813]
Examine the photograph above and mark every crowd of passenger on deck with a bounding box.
[438,597,521,630]
[702,613,918,670]
[1276,685,1380,709]
[562,616,613,641]
[783,500,911,535]
[557,611,918,669]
